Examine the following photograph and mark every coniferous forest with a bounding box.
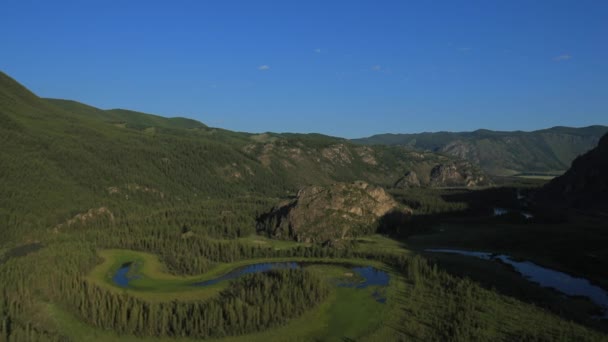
[1,70,608,342]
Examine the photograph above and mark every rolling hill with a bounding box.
[0,71,484,243]
[353,126,608,176]
[1,71,607,342]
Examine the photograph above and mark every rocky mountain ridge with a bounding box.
[354,126,608,176]
[394,161,489,188]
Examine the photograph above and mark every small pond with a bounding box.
[113,261,390,303]
[338,266,390,304]
[426,248,608,318]
[493,208,509,216]
[112,262,142,287]
[339,266,391,289]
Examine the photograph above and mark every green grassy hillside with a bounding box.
[2,70,607,341]
[0,71,477,244]
[45,98,207,130]
[353,126,608,176]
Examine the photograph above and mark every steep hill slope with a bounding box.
[0,71,484,243]
[536,133,608,212]
[46,98,207,130]
[354,127,608,176]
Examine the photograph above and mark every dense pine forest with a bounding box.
[1,70,608,342]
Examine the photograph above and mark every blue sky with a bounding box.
[1,1,607,138]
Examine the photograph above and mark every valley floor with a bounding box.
[27,236,608,341]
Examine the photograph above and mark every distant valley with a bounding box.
[354,126,608,176]
[2,70,608,341]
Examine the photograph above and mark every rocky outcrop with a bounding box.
[355,146,378,165]
[53,207,115,233]
[394,161,488,188]
[321,144,353,164]
[258,181,410,243]
[430,162,486,187]
[439,141,480,165]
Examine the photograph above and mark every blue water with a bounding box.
[340,266,390,288]
[193,262,299,286]
[338,266,390,303]
[426,248,494,260]
[112,262,142,288]
[112,261,390,303]
[493,208,534,219]
[493,208,509,216]
[426,248,608,318]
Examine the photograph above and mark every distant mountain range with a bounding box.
[353,126,608,176]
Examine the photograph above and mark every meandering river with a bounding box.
[426,248,608,318]
[113,261,390,303]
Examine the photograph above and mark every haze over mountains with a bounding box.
[354,126,608,176]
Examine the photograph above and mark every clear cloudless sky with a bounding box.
[1,0,607,138]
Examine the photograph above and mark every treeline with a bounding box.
[389,188,469,215]
[56,269,327,338]
[384,254,605,341]
[84,227,356,275]
[0,236,605,341]
[0,309,67,342]
[118,196,277,239]
[0,240,98,342]
[59,198,275,241]
[1,289,69,342]
[390,186,530,218]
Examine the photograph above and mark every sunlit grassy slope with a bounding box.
[1,70,470,244]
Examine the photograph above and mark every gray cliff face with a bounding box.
[430,162,486,187]
[395,161,488,188]
[258,181,410,243]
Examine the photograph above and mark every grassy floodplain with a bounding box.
[88,249,388,301]
[36,241,605,342]
[55,249,395,341]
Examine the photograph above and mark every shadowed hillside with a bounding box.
[536,133,608,213]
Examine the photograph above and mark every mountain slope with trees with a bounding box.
[0,70,485,244]
[353,126,608,176]
[1,71,607,342]
[536,132,608,213]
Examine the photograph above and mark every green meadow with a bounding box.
[1,71,607,341]
[34,241,604,342]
